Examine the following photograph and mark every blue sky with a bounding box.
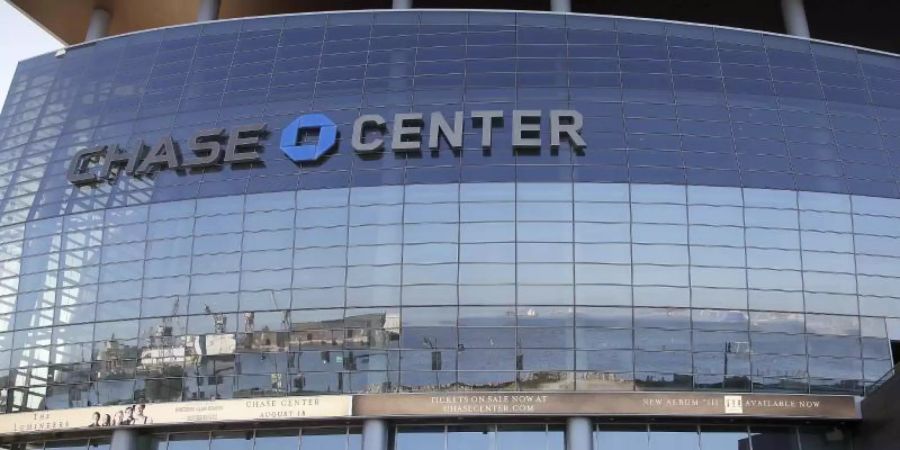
[0,1,61,107]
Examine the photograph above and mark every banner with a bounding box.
[0,392,858,436]
[1,395,352,434]
[354,392,859,420]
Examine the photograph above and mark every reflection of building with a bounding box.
[4,0,900,449]
[139,324,186,367]
[96,339,139,380]
[290,313,400,351]
[191,334,237,358]
[139,347,186,368]
[237,331,284,353]
[149,323,176,349]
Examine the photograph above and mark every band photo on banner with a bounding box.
[88,404,152,427]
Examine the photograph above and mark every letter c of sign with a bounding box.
[280,114,337,162]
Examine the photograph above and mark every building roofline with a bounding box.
[21,9,900,65]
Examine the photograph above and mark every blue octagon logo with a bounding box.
[280,114,337,162]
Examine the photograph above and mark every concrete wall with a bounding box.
[856,370,900,450]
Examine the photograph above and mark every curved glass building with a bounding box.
[2,1,900,449]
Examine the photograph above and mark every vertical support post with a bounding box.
[392,0,412,9]
[781,0,811,38]
[567,417,593,450]
[197,0,220,22]
[363,419,389,450]
[84,8,110,41]
[111,429,138,450]
[551,0,572,13]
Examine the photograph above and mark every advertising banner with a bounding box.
[0,391,858,436]
[354,392,859,420]
[0,395,352,435]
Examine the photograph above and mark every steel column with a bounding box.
[110,429,138,450]
[551,0,572,13]
[363,419,389,450]
[84,8,110,41]
[781,0,811,37]
[197,0,220,22]
[567,417,593,450]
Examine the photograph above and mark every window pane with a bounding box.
[699,426,750,450]
[750,427,799,450]
[395,426,445,450]
[44,441,89,450]
[548,425,565,450]
[447,425,492,450]
[648,425,699,450]
[167,434,210,450]
[797,426,851,450]
[497,425,547,450]
[301,428,347,450]
[147,435,167,450]
[595,425,647,449]
[210,432,252,450]
[254,430,299,450]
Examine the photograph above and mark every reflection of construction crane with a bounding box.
[724,341,751,377]
[154,297,180,346]
[205,305,227,333]
[270,290,290,331]
[272,289,291,355]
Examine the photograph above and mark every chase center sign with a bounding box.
[67,110,586,185]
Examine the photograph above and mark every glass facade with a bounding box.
[18,439,110,450]
[1,9,900,416]
[12,423,857,450]
[594,423,853,450]
[395,424,564,450]
[19,427,359,450]
[5,183,900,410]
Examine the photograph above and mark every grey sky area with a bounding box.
[0,1,61,107]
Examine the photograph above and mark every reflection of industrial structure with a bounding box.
[292,312,400,350]
[98,339,135,377]
[109,310,407,401]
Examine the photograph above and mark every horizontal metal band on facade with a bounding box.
[0,392,858,437]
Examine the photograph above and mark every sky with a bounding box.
[0,1,61,108]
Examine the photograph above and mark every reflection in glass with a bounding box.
[798,426,852,450]
[210,432,252,450]
[750,427,800,450]
[395,426,445,450]
[166,434,210,450]
[496,425,548,450]
[43,441,89,450]
[147,435,167,450]
[301,428,348,450]
[3,8,900,413]
[88,439,111,450]
[253,429,299,450]
[547,425,565,450]
[699,426,750,450]
[648,425,699,450]
[595,425,648,449]
[447,425,492,450]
